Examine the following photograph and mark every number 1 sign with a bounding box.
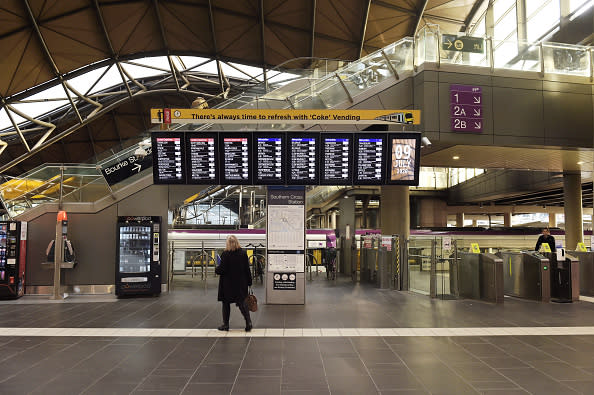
[450,84,483,132]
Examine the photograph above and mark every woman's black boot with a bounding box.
[217,324,229,331]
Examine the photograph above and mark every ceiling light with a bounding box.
[577,161,584,165]
[452,156,460,160]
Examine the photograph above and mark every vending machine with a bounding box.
[0,221,27,299]
[115,216,161,296]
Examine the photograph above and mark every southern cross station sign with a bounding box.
[150,108,421,125]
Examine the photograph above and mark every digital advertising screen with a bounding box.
[286,133,319,185]
[219,133,252,185]
[386,133,421,185]
[320,133,352,185]
[253,133,285,185]
[353,133,386,184]
[185,133,218,184]
[151,132,186,184]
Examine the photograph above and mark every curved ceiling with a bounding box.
[0,0,483,100]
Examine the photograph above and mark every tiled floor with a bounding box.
[1,276,594,394]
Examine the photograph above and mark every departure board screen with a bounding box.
[185,133,218,184]
[151,132,186,184]
[219,133,252,184]
[253,133,285,184]
[287,133,319,185]
[354,134,386,184]
[320,134,352,185]
[386,133,421,185]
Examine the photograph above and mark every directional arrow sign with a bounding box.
[132,163,142,173]
[442,34,485,54]
[450,84,483,133]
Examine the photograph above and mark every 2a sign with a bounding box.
[442,34,484,54]
[450,84,483,132]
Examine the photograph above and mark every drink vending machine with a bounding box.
[115,216,161,296]
[0,221,27,299]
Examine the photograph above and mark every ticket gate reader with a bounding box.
[545,252,579,303]
[567,251,594,296]
[498,251,550,302]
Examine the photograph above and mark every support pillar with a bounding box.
[456,213,464,227]
[381,186,410,289]
[563,172,583,251]
[338,196,356,276]
[504,212,512,228]
[549,213,557,228]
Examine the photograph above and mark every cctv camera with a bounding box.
[421,136,432,147]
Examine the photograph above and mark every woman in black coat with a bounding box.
[215,235,253,331]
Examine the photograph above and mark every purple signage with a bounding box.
[450,84,483,132]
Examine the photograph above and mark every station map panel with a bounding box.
[151,131,421,186]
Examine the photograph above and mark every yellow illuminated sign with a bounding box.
[470,243,480,253]
[577,242,587,252]
[150,108,421,125]
[541,244,551,253]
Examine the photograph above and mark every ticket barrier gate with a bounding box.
[359,244,392,289]
[544,252,579,303]
[569,251,594,296]
[497,251,550,302]
[456,252,504,303]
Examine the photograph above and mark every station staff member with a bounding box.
[535,227,556,252]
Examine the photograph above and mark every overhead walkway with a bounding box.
[2,26,593,220]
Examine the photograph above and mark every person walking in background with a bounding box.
[535,227,556,252]
[215,235,253,332]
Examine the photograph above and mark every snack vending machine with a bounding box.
[0,221,27,299]
[115,216,161,296]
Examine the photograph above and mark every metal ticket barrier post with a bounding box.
[457,251,504,303]
[570,250,594,296]
[545,252,579,303]
[497,251,550,302]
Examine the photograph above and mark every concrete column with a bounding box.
[380,186,410,239]
[563,172,583,250]
[362,197,370,229]
[549,213,557,228]
[503,212,512,227]
[331,211,337,229]
[418,198,448,227]
[456,213,464,227]
[338,196,356,275]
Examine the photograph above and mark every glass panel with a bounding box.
[493,0,516,22]
[494,10,517,41]
[119,225,152,273]
[526,0,560,43]
[542,43,591,76]
[570,0,592,14]
[407,237,433,295]
[493,40,540,71]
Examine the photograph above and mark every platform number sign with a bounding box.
[450,84,483,132]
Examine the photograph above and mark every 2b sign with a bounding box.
[450,84,483,132]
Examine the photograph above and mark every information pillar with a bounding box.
[265,186,306,305]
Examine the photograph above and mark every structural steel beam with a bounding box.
[359,0,372,58]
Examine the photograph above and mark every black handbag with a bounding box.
[245,288,258,312]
